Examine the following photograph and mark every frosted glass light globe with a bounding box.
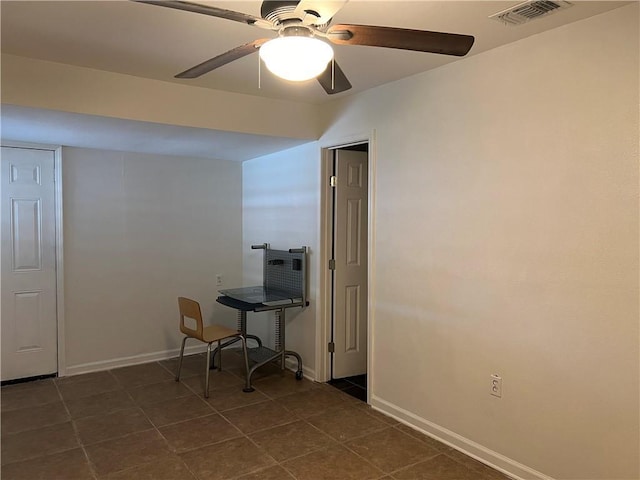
[259,36,334,82]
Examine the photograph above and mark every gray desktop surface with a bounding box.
[218,286,300,306]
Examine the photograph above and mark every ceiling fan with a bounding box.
[134,0,475,94]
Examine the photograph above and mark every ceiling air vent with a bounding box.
[489,0,573,26]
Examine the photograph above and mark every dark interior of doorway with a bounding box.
[327,141,369,403]
[328,374,367,402]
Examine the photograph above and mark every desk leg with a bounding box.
[277,308,304,380]
[239,310,255,392]
[237,310,246,336]
[276,309,284,370]
[210,310,262,370]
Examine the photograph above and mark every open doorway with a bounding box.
[324,142,369,402]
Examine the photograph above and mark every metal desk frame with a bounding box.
[212,245,308,392]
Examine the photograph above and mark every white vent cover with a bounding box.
[489,0,573,25]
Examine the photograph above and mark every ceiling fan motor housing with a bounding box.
[261,1,300,23]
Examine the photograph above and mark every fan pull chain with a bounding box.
[258,54,261,89]
[332,58,335,90]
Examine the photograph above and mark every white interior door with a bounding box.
[332,148,368,379]
[1,146,58,381]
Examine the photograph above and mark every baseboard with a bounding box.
[63,345,317,380]
[63,344,209,377]
[370,395,554,480]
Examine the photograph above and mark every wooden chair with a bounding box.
[176,296,249,398]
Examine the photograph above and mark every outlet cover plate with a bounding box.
[491,374,503,398]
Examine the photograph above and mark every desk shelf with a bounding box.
[248,345,278,364]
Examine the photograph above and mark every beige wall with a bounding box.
[246,5,639,479]
[62,147,243,372]
[241,143,320,374]
[1,54,321,141]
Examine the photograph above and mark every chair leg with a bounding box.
[176,336,188,382]
[205,342,212,399]
[217,339,222,372]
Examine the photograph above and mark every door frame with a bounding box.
[316,131,377,401]
[1,141,66,377]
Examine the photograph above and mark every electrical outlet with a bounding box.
[216,274,223,286]
[490,374,502,398]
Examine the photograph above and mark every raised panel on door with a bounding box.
[1,146,58,381]
[344,284,361,353]
[11,198,43,271]
[13,290,45,352]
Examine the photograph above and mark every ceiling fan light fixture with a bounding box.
[259,36,334,82]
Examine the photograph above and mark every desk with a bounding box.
[216,289,304,392]
[213,246,308,392]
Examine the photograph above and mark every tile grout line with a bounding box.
[270,412,390,479]
[210,370,357,479]
[238,429,283,479]
[53,378,100,480]
[254,418,339,464]
[102,362,202,479]
[286,413,447,479]
[272,421,342,479]
[154,357,284,480]
[0,381,82,469]
[229,413,340,480]
[218,395,349,480]
[335,422,470,479]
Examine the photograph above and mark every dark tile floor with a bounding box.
[1,352,511,480]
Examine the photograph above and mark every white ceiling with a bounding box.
[0,0,629,160]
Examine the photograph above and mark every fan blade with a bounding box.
[133,1,274,29]
[176,39,269,79]
[326,24,474,56]
[294,0,348,25]
[317,60,352,94]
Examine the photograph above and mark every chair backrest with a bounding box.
[178,297,204,341]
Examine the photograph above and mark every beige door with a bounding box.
[1,146,58,381]
[332,148,368,379]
